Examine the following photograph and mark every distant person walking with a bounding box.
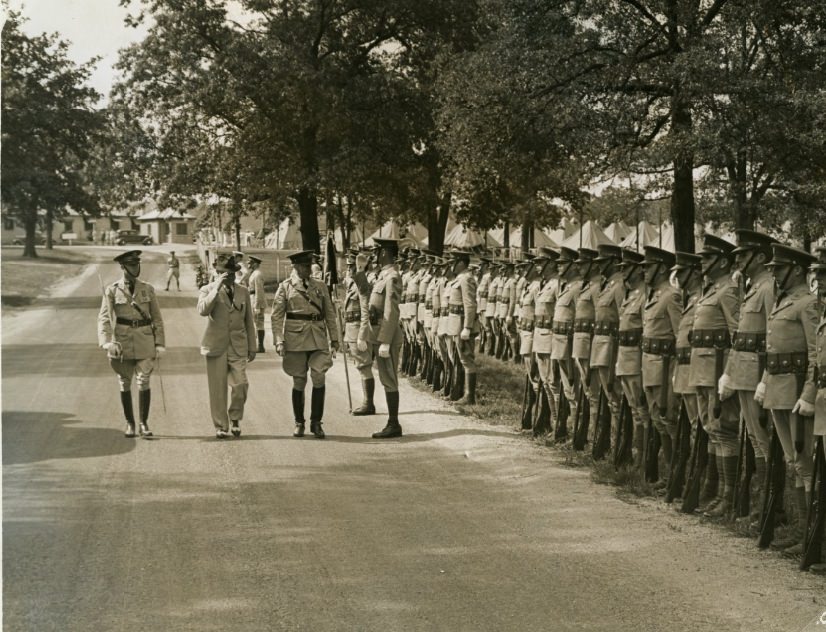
[165,251,181,291]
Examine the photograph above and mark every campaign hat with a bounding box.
[114,250,142,265]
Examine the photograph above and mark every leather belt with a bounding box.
[440,308,450,317]
[676,346,692,365]
[535,318,552,329]
[425,301,433,310]
[449,305,464,315]
[552,321,573,336]
[642,336,675,356]
[520,320,535,332]
[344,312,360,323]
[287,313,322,321]
[817,367,826,388]
[766,352,808,376]
[618,329,642,347]
[116,317,151,328]
[690,328,731,349]
[732,331,766,353]
[594,321,618,336]
[573,319,595,334]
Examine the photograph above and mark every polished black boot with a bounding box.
[120,391,136,438]
[310,386,325,439]
[138,389,153,437]
[292,389,305,437]
[372,391,402,438]
[521,384,536,430]
[431,358,443,392]
[450,361,465,401]
[352,378,376,416]
[461,372,477,406]
[257,330,266,353]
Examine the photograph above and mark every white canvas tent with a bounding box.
[560,220,614,250]
[544,218,579,244]
[508,227,558,249]
[443,224,501,249]
[265,216,303,249]
[619,220,660,250]
[604,221,632,243]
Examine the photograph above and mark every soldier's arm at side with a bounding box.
[253,274,266,311]
[148,286,166,347]
[244,291,257,354]
[720,284,741,337]
[801,296,819,405]
[462,274,478,329]
[197,283,222,316]
[271,283,287,345]
[378,274,401,344]
[667,289,682,337]
[322,284,340,345]
[97,289,114,346]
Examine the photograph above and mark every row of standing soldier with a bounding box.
[378,232,824,574]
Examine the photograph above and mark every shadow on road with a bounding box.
[2,411,136,465]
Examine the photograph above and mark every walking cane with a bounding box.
[333,294,353,412]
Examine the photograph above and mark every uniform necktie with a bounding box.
[127,282,135,295]
[227,285,234,304]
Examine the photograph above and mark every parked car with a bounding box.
[115,230,153,246]
[12,234,46,245]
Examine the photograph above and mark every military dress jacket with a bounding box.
[688,276,740,388]
[724,270,774,391]
[673,291,699,395]
[364,264,403,346]
[198,280,256,357]
[815,309,826,436]
[518,278,542,354]
[478,272,491,312]
[486,276,501,318]
[533,278,559,355]
[423,275,439,329]
[343,274,369,344]
[271,271,339,352]
[762,283,818,410]
[497,277,517,320]
[98,278,165,360]
[431,276,445,333]
[550,280,581,361]
[591,272,625,368]
[248,268,266,312]
[447,271,480,337]
[438,277,453,336]
[417,271,432,323]
[514,276,527,322]
[572,277,599,360]
[641,281,682,387]
[615,286,645,377]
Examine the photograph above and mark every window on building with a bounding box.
[176,223,188,235]
[63,221,74,232]
[3,218,14,231]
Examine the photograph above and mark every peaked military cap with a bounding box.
[248,255,263,265]
[448,250,472,264]
[766,244,816,268]
[595,244,622,261]
[346,251,358,265]
[516,254,536,268]
[698,233,736,257]
[214,253,242,272]
[558,247,578,263]
[731,229,777,256]
[114,250,142,264]
[643,245,676,268]
[287,250,315,265]
[618,248,644,266]
[576,247,598,263]
[534,247,560,262]
[232,250,245,260]
[671,251,702,271]
[373,237,400,256]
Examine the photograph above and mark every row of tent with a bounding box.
[263,215,737,254]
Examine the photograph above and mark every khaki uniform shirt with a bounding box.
[478,272,491,312]
[533,277,559,355]
[573,277,599,360]
[724,270,774,391]
[688,276,740,388]
[271,271,339,351]
[674,291,699,394]
[497,277,516,320]
[417,272,432,323]
[365,264,403,345]
[591,272,625,368]
[248,268,266,312]
[642,281,682,387]
[550,280,581,361]
[98,278,165,360]
[615,286,644,377]
[762,283,818,410]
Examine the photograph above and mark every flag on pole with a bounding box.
[324,233,338,292]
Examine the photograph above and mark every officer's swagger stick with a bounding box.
[332,288,353,412]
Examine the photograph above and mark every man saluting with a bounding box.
[272,250,340,439]
[98,250,165,438]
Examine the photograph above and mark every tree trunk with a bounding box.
[297,185,321,253]
[670,98,696,253]
[45,208,54,250]
[427,190,451,256]
[503,221,510,249]
[521,220,532,253]
[234,213,241,251]
[22,215,38,258]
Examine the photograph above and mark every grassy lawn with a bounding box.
[1,246,93,310]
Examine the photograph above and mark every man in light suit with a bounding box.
[247,255,267,353]
[198,253,257,439]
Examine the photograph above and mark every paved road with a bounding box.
[3,247,824,631]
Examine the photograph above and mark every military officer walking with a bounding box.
[272,250,340,439]
[198,253,257,438]
[247,255,267,353]
[165,250,181,291]
[98,250,166,438]
[756,244,818,555]
[364,238,405,438]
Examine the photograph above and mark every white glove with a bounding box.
[379,343,391,358]
[717,374,734,400]
[103,341,122,357]
[357,339,368,353]
[460,328,471,341]
[155,345,166,357]
[102,342,117,352]
[792,398,815,417]
[754,382,766,406]
[275,342,285,357]
[330,341,338,360]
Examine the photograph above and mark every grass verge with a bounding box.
[1,246,92,310]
